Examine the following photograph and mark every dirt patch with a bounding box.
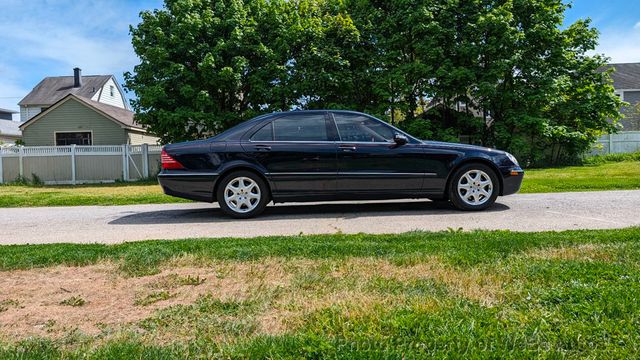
[0,257,504,343]
[0,260,290,341]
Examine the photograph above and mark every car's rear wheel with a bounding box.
[217,171,269,218]
[448,163,499,211]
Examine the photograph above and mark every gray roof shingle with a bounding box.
[18,75,112,106]
[605,63,640,90]
[73,95,141,129]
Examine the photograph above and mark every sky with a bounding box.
[0,0,639,120]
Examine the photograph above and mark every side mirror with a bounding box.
[393,133,408,146]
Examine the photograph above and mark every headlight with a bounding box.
[505,152,519,166]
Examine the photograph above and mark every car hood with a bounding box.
[421,140,504,154]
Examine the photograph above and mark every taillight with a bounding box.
[161,149,185,170]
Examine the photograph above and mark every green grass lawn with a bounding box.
[0,181,189,207]
[0,159,639,207]
[521,160,640,193]
[1,229,640,358]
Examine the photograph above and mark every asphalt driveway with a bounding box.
[2,190,639,245]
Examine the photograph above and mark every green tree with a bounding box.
[396,0,622,165]
[127,0,622,165]
[126,0,363,143]
[125,0,291,143]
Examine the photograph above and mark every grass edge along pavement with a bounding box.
[1,228,640,358]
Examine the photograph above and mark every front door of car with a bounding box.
[242,112,337,197]
[332,112,434,195]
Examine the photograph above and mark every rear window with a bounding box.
[250,122,274,141]
[251,114,329,142]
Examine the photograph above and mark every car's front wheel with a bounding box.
[217,171,269,218]
[448,163,499,211]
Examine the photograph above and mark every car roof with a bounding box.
[269,109,366,116]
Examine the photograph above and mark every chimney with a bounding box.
[73,67,82,88]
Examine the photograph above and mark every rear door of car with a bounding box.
[242,112,338,197]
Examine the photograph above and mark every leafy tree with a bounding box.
[397,0,623,165]
[127,0,623,165]
[125,0,291,143]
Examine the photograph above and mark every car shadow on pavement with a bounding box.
[108,201,510,225]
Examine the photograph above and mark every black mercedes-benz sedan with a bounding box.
[158,110,524,218]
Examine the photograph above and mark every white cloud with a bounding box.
[0,64,29,117]
[0,24,137,76]
[595,25,640,63]
[635,22,640,30]
[0,1,157,111]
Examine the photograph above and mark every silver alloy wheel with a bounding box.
[457,170,493,206]
[223,177,261,214]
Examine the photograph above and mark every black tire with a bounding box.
[448,163,499,211]
[216,171,270,219]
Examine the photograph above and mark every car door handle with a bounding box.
[339,145,356,152]
[254,144,271,151]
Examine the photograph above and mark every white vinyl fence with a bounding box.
[593,131,640,155]
[0,144,162,185]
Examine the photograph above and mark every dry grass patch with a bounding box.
[319,258,507,306]
[526,243,618,262]
[0,256,507,345]
[0,260,289,341]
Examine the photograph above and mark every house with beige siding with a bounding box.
[17,68,158,146]
[19,94,158,146]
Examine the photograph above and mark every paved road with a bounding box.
[2,190,639,245]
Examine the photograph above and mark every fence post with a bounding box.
[122,144,129,181]
[18,146,24,179]
[71,144,76,185]
[142,143,149,179]
[609,134,613,154]
[0,148,3,184]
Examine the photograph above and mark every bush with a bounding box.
[583,151,640,165]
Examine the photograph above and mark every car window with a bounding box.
[333,113,395,142]
[250,122,274,141]
[272,114,329,141]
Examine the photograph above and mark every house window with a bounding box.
[55,132,92,146]
[110,85,115,97]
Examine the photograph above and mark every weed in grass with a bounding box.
[150,274,206,290]
[178,275,206,286]
[0,300,20,313]
[59,296,86,307]
[134,291,175,307]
